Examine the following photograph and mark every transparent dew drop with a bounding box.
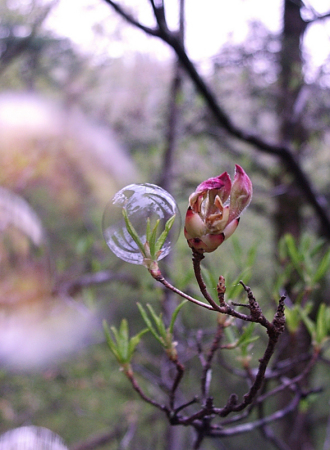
[102,183,181,264]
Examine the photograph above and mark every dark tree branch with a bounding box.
[103,0,160,36]
[210,392,301,437]
[54,270,138,296]
[0,1,59,74]
[200,322,224,400]
[169,359,185,409]
[125,367,170,413]
[70,425,123,450]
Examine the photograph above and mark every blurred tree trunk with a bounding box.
[158,1,186,448]
[276,2,312,449]
[274,0,308,242]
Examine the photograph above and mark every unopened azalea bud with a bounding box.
[184,165,252,253]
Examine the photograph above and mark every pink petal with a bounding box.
[228,165,252,222]
[223,218,240,240]
[184,207,207,238]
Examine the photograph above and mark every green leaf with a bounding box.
[201,267,218,291]
[278,235,288,261]
[104,319,148,364]
[246,244,258,268]
[146,304,167,340]
[299,308,316,341]
[155,214,176,255]
[299,234,312,255]
[237,323,259,348]
[137,303,163,344]
[103,320,122,363]
[230,236,243,268]
[284,234,305,279]
[128,328,149,359]
[313,250,330,284]
[316,303,328,345]
[146,217,151,242]
[169,300,187,335]
[310,239,326,258]
[285,305,301,334]
[148,219,160,258]
[118,319,130,361]
[122,208,146,256]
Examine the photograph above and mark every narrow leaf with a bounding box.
[118,319,129,361]
[299,308,316,340]
[285,234,304,279]
[316,303,327,345]
[103,320,121,362]
[122,208,146,256]
[169,300,187,335]
[155,214,176,254]
[149,219,160,258]
[147,303,167,340]
[146,217,151,242]
[313,250,330,284]
[128,328,149,359]
[310,239,326,258]
[137,303,162,344]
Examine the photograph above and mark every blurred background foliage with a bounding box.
[0,0,330,448]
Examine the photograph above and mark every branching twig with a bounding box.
[200,322,224,399]
[152,272,214,310]
[125,368,169,413]
[169,359,185,409]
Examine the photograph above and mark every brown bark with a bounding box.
[274,0,308,242]
[275,5,313,448]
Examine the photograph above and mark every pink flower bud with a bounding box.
[184,166,252,253]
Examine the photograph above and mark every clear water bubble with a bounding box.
[102,183,181,264]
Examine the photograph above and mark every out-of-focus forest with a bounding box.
[1,0,330,449]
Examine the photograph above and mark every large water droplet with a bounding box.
[102,184,181,264]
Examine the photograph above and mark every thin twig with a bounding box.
[125,368,169,413]
[210,392,301,437]
[153,273,214,310]
[70,425,123,450]
[257,349,319,404]
[103,0,160,36]
[200,323,224,399]
[169,359,185,409]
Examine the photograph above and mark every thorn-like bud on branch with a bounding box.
[217,275,226,306]
[273,296,286,334]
